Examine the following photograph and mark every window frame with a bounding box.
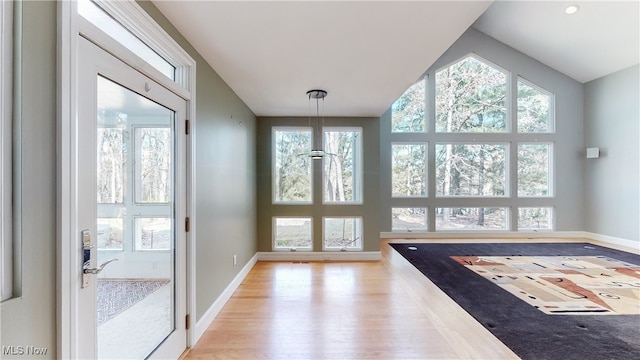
[391,78,426,133]
[322,216,363,252]
[272,126,314,205]
[1,0,13,302]
[517,207,555,231]
[391,207,427,232]
[517,142,554,198]
[434,54,510,134]
[272,216,313,252]
[435,207,509,232]
[322,126,363,205]
[435,142,510,198]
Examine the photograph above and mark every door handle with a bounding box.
[83,258,119,275]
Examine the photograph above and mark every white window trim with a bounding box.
[58,0,197,357]
[322,126,363,205]
[1,0,13,302]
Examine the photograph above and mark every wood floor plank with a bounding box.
[183,242,527,359]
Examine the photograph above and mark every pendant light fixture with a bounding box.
[307,89,327,160]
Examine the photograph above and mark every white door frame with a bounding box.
[57,1,197,358]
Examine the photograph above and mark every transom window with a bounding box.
[78,0,175,80]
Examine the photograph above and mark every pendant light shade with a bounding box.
[307,89,327,160]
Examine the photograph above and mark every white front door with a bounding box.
[77,36,188,359]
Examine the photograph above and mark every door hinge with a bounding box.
[185,217,190,232]
[185,119,190,135]
[186,314,190,330]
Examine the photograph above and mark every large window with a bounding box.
[273,128,312,203]
[273,217,312,251]
[392,143,427,197]
[517,78,553,133]
[392,80,425,132]
[323,217,363,251]
[435,56,507,133]
[389,54,555,232]
[271,124,365,251]
[323,128,362,204]
[435,143,507,197]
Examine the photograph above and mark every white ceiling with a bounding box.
[472,0,639,84]
[151,0,639,117]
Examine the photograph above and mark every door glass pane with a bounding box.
[96,76,174,359]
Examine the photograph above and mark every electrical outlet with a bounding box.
[233,254,237,266]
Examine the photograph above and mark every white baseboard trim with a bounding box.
[584,232,640,252]
[193,253,258,344]
[380,231,586,239]
[257,251,381,262]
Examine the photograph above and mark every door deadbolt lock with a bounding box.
[81,229,118,288]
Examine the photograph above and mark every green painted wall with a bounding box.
[137,1,258,321]
[257,117,380,252]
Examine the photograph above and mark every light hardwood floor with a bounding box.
[182,238,637,359]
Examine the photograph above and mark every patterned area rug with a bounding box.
[97,279,170,325]
[390,242,640,360]
[451,255,640,315]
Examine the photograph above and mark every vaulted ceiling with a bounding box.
[152,1,639,117]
